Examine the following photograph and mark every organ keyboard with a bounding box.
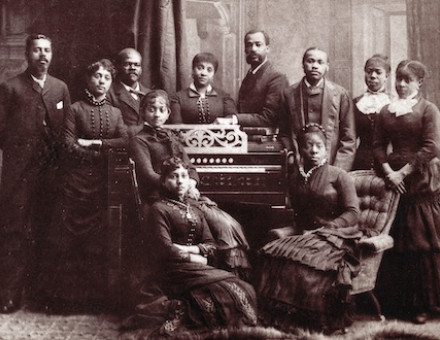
[164,124,290,206]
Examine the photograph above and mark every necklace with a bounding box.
[299,159,327,183]
[167,198,194,220]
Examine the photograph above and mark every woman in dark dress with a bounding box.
[128,157,257,336]
[257,124,361,333]
[353,54,392,170]
[374,60,440,324]
[130,90,251,278]
[169,52,237,124]
[36,59,128,311]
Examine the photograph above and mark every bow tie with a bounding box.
[144,125,170,139]
[388,97,418,117]
[129,88,146,96]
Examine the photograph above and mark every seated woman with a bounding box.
[126,157,257,335]
[130,89,250,278]
[169,52,237,124]
[257,124,361,333]
[35,59,128,311]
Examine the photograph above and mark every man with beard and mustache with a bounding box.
[0,34,71,313]
[278,47,356,172]
[215,29,288,127]
[107,48,150,136]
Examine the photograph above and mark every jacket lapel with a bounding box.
[116,82,139,113]
[321,80,338,151]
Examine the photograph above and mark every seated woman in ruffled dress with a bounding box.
[257,124,361,333]
[168,52,237,124]
[128,157,257,336]
[130,89,250,278]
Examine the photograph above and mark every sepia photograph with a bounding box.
[0,0,440,339]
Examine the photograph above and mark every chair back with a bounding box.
[351,170,399,236]
[350,169,400,295]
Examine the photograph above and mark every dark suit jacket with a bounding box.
[0,70,71,204]
[107,80,150,135]
[278,78,356,171]
[237,61,289,127]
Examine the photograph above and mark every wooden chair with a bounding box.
[267,169,400,320]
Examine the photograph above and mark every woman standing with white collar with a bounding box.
[374,60,440,324]
[169,52,237,124]
[352,54,391,170]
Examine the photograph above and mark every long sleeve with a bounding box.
[413,101,440,169]
[64,105,100,161]
[129,136,161,193]
[327,170,359,228]
[101,108,128,149]
[222,93,238,116]
[169,93,183,123]
[333,89,356,172]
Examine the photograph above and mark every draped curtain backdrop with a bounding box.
[134,0,189,94]
[406,0,440,106]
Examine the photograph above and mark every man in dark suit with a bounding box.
[0,34,71,313]
[107,48,150,136]
[215,29,288,127]
[278,47,356,171]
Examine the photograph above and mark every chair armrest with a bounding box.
[358,234,394,253]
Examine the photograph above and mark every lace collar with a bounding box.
[356,89,391,115]
[388,91,419,117]
[85,89,107,106]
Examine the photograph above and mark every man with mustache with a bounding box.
[107,48,150,136]
[0,34,71,313]
[278,47,356,171]
[215,29,288,127]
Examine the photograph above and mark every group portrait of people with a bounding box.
[0,27,440,337]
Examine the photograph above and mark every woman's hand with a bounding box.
[78,138,102,149]
[189,254,208,265]
[386,170,407,194]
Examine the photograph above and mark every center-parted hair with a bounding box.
[192,52,219,73]
[160,157,190,183]
[302,47,329,64]
[86,59,116,79]
[364,54,391,74]
[140,89,170,112]
[297,123,327,148]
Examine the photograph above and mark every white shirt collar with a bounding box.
[190,82,212,99]
[250,57,268,74]
[121,81,140,93]
[31,74,47,89]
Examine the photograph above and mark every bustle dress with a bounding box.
[374,96,440,315]
[257,163,361,332]
[35,92,128,310]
